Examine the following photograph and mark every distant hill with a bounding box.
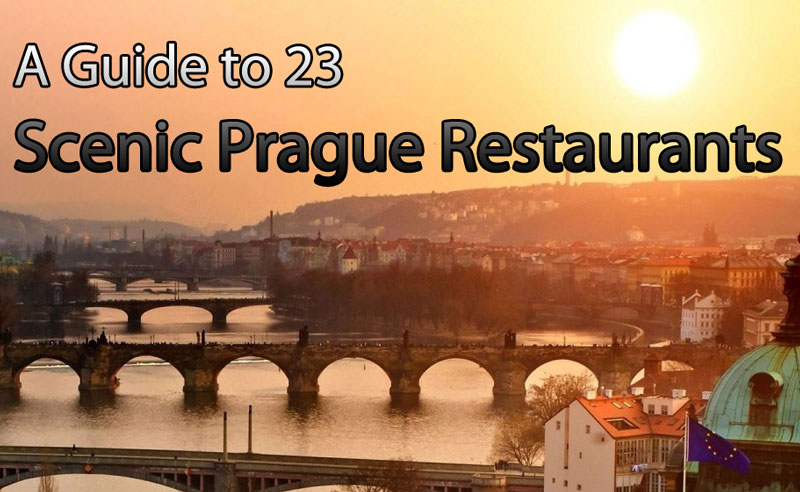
[0,210,57,249]
[219,176,800,244]
[0,212,201,250]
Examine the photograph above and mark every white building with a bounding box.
[544,392,697,492]
[199,240,237,270]
[742,299,787,347]
[680,291,729,342]
[339,246,359,274]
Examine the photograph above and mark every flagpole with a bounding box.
[683,412,689,492]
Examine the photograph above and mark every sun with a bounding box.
[614,11,700,98]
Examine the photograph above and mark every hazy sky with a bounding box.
[1,0,798,228]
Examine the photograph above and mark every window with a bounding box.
[579,452,583,459]
[647,404,655,414]
[556,420,561,430]
[578,486,582,491]
[585,425,591,434]
[564,480,568,487]
[660,405,668,416]
[606,418,637,431]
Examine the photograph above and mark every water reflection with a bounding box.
[3,282,620,492]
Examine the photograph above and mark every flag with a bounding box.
[687,418,750,475]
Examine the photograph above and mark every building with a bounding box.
[742,299,787,348]
[628,258,692,304]
[339,246,359,274]
[689,256,782,295]
[695,237,800,490]
[680,291,729,342]
[544,391,703,492]
[198,240,237,270]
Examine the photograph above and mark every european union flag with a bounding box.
[687,418,750,475]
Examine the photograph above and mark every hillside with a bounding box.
[222,176,800,244]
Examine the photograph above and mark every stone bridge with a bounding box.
[86,269,267,292]
[53,298,275,326]
[0,342,745,397]
[0,446,541,492]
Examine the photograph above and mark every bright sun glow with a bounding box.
[614,11,700,98]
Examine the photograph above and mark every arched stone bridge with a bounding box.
[0,446,541,492]
[53,298,275,325]
[0,342,745,397]
[87,268,267,292]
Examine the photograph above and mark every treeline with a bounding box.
[272,266,548,339]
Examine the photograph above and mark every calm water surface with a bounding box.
[2,280,614,492]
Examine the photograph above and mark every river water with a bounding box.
[1,280,638,492]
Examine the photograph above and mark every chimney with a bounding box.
[141,229,146,251]
[604,389,613,399]
[701,391,712,400]
[269,210,274,238]
[123,225,128,241]
[631,387,644,396]
[672,389,687,399]
[584,389,597,400]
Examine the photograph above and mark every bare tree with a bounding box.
[493,411,544,465]
[527,373,593,422]
[0,287,18,342]
[38,462,59,492]
[493,373,593,465]
[338,459,423,492]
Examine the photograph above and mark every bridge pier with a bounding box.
[286,369,320,396]
[389,373,421,396]
[491,363,528,397]
[115,278,128,292]
[0,363,20,390]
[126,308,144,327]
[78,347,121,392]
[186,279,200,292]
[211,308,229,326]
[182,368,219,394]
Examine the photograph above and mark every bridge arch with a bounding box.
[523,359,600,395]
[418,356,497,396]
[225,304,275,322]
[83,306,130,323]
[10,355,82,389]
[215,356,290,394]
[316,357,393,395]
[140,306,214,324]
[0,468,200,492]
[112,355,186,394]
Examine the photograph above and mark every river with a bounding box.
[1,280,647,492]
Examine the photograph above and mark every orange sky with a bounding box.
[1,0,798,228]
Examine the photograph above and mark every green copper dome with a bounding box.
[704,342,800,444]
[705,236,800,445]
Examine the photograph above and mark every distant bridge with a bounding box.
[51,298,275,325]
[0,342,745,397]
[81,267,267,292]
[0,446,542,492]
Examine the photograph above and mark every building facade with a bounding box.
[544,393,698,492]
[742,299,787,348]
[680,291,728,342]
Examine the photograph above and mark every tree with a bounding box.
[38,462,59,492]
[527,373,594,422]
[492,411,544,465]
[0,287,18,342]
[339,460,423,492]
[493,373,593,465]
